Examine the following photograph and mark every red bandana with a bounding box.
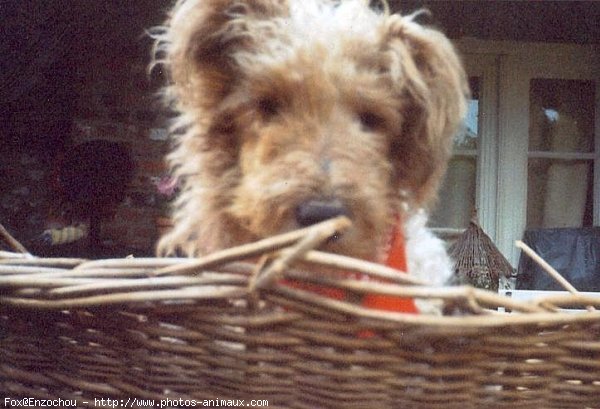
[361,220,418,313]
[284,218,418,314]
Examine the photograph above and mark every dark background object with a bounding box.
[58,140,134,218]
[58,140,134,248]
[392,1,599,44]
[517,227,600,292]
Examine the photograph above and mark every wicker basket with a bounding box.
[1,219,599,409]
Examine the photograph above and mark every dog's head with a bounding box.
[156,0,468,258]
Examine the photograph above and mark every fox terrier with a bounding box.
[154,0,468,287]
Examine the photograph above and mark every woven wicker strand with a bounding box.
[1,217,600,409]
[516,240,596,312]
[0,222,31,256]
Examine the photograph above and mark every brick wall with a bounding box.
[67,1,174,255]
[0,1,173,257]
[70,53,171,254]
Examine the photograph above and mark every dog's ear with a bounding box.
[381,15,469,209]
[165,0,287,110]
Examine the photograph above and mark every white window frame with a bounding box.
[431,54,499,240]
[454,39,599,266]
[464,54,500,242]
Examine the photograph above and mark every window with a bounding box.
[431,77,479,230]
[430,54,499,242]
[442,40,598,266]
[527,79,596,229]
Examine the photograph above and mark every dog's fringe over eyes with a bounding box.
[152,0,468,293]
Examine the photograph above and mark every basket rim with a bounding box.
[2,217,600,330]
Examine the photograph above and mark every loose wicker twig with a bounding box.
[279,270,547,313]
[269,286,600,328]
[0,223,31,256]
[249,217,350,291]
[1,285,246,309]
[302,251,425,285]
[152,216,353,277]
[516,240,596,312]
[0,250,33,259]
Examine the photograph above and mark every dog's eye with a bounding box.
[358,111,384,131]
[257,97,280,120]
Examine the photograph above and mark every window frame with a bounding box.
[431,54,499,240]
[452,40,599,265]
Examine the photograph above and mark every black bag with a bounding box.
[517,227,600,291]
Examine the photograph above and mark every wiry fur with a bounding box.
[154,0,468,285]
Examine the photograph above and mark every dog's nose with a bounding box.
[295,197,350,227]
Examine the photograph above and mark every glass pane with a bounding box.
[453,77,480,150]
[527,159,594,228]
[529,79,595,153]
[430,157,477,229]
[431,77,479,229]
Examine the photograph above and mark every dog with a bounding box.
[153,0,468,288]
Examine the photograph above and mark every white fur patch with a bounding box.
[287,0,381,42]
[231,0,384,71]
[404,210,452,287]
[404,211,452,314]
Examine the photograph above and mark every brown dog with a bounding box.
[154,0,468,286]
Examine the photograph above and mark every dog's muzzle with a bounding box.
[295,197,351,228]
